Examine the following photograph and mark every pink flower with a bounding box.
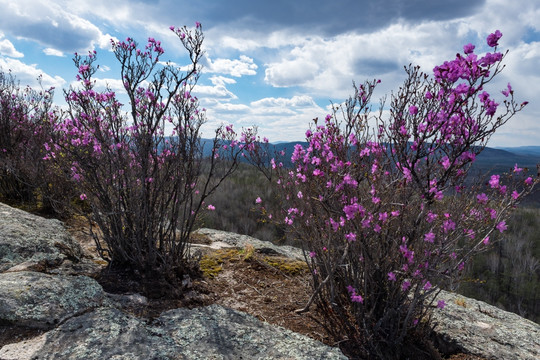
[409,105,418,115]
[489,175,500,189]
[347,286,364,303]
[463,43,475,54]
[426,211,438,223]
[476,193,489,204]
[423,281,432,291]
[487,30,502,47]
[424,232,435,243]
[309,251,316,258]
[513,164,523,173]
[255,197,262,204]
[207,205,216,211]
[496,221,507,233]
[388,272,396,281]
[402,280,411,291]
[483,236,490,245]
[442,219,456,233]
[345,232,357,242]
[441,156,451,170]
[511,191,519,200]
[80,193,87,200]
[502,83,512,97]
[525,177,533,186]
[437,300,446,309]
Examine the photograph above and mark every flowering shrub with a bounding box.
[256,32,537,358]
[0,70,69,212]
[48,24,256,282]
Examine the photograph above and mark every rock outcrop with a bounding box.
[1,202,539,360]
[0,202,346,359]
[193,228,305,260]
[0,305,346,360]
[0,271,107,329]
[0,203,82,273]
[431,290,540,360]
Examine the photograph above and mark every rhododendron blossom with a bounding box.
[250,30,535,358]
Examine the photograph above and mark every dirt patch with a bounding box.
[202,249,328,343]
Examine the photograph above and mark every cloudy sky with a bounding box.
[0,0,538,147]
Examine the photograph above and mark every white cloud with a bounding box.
[67,77,126,95]
[193,76,238,100]
[99,65,111,72]
[92,78,126,92]
[205,55,258,77]
[0,0,537,147]
[200,94,327,142]
[43,48,65,57]
[211,102,250,113]
[264,58,319,88]
[0,57,65,89]
[251,95,316,108]
[209,76,236,86]
[0,0,115,53]
[0,37,23,58]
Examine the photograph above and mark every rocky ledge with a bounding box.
[0,202,539,359]
[0,203,345,359]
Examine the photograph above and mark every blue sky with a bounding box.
[0,0,539,147]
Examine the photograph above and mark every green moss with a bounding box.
[199,256,223,278]
[198,249,243,278]
[262,256,308,276]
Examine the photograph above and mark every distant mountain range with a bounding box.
[269,142,539,172]
[199,138,539,174]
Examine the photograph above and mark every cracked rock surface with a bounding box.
[431,290,540,360]
[0,271,107,329]
[1,305,346,360]
[0,203,346,359]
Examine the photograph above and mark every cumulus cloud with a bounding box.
[193,76,238,100]
[251,95,316,108]
[43,48,65,57]
[265,58,319,87]
[0,0,537,146]
[201,94,326,141]
[0,57,65,89]
[0,0,115,53]
[0,38,24,58]
[204,55,258,77]
[162,0,485,37]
